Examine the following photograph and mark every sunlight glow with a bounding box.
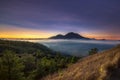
[82,33,120,40]
[0,24,119,40]
[0,25,55,38]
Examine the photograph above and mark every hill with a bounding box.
[42,45,120,80]
[0,39,53,55]
[49,32,90,39]
[0,40,79,80]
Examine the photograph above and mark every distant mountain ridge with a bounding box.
[49,32,90,39]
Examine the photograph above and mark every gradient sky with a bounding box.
[0,0,120,40]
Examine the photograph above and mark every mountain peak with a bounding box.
[65,32,80,36]
[64,32,84,39]
[49,32,89,39]
[66,32,77,34]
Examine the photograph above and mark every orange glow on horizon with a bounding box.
[82,33,120,40]
[0,25,120,40]
[0,25,56,38]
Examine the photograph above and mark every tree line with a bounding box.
[0,40,98,80]
[0,50,79,80]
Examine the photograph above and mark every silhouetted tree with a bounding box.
[22,54,36,78]
[0,50,25,80]
[89,48,98,55]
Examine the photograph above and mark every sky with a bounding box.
[0,0,120,40]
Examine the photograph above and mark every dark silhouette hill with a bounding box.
[50,34,65,39]
[0,40,53,55]
[49,32,90,39]
[43,45,120,80]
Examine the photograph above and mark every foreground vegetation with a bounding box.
[43,45,120,80]
[1,39,116,80]
[0,40,79,80]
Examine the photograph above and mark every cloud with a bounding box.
[0,0,120,39]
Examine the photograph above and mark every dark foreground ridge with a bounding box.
[49,32,91,39]
[43,45,120,80]
[0,40,79,80]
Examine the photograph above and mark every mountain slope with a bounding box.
[42,45,120,80]
[64,32,84,39]
[0,40,53,55]
[49,32,90,39]
[49,34,65,39]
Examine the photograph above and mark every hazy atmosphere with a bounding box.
[0,0,120,40]
[0,1,120,80]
